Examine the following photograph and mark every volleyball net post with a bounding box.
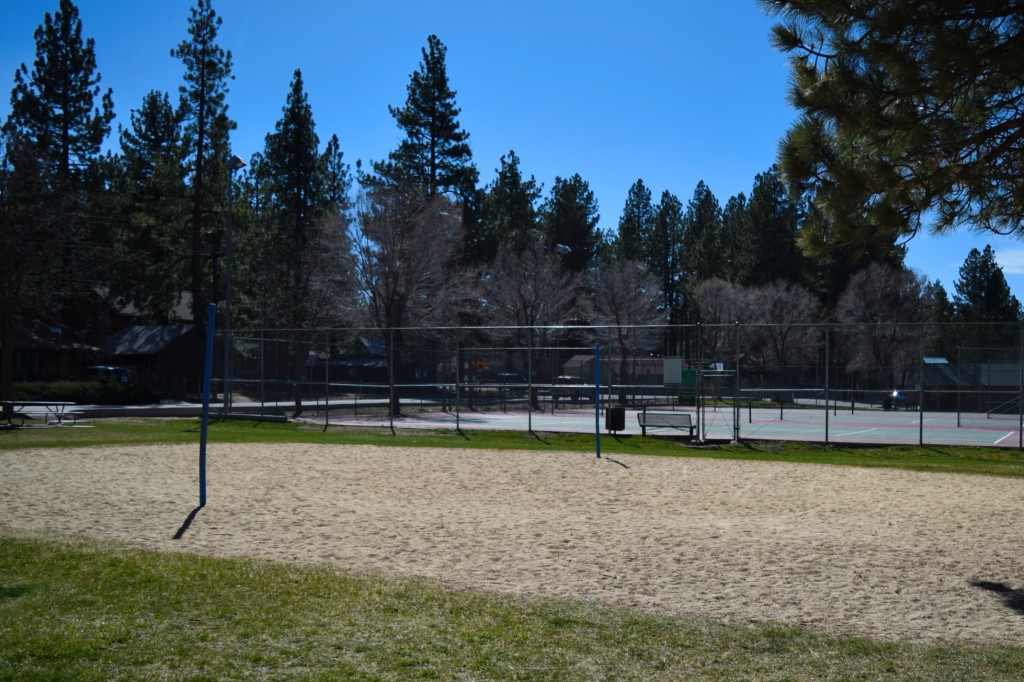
[198,303,217,508]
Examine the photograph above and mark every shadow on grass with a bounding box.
[971,580,1024,615]
[609,433,642,449]
[0,585,29,600]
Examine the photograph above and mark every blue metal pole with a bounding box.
[595,344,601,459]
[199,303,217,507]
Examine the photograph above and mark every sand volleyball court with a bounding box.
[2,443,1024,645]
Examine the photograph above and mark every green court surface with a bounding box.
[324,404,1024,448]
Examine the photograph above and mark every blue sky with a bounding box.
[4,0,1024,300]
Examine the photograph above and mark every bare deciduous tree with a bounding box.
[694,277,748,359]
[588,260,662,403]
[484,246,576,334]
[354,187,474,414]
[744,280,823,383]
[835,263,932,388]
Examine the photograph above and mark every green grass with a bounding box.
[4,416,1024,478]
[2,531,1023,681]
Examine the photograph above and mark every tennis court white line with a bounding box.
[995,431,1017,446]
[835,428,879,438]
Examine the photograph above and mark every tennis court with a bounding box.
[317,402,1024,448]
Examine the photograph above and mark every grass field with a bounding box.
[3,418,1024,679]
[4,532,1024,681]
[5,417,1024,477]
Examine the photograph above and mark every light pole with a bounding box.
[224,153,246,414]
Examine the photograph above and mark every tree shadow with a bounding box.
[0,585,29,600]
[608,433,641,449]
[173,505,204,540]
[527,430,551,444]
[971,580,1024,614]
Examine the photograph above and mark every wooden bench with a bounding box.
[637,410,696,438]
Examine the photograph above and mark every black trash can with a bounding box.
[605,406,626,432]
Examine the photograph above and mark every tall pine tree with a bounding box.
[172,0,235,325]
[4,0,115,336]
[616,179,654,263]
[540,173,600,274]
[110,90,186,322]
[476,150,542,262]
[721,192,750,283]
[681,181,723,285]
[256,69,352,414]
[742,166,805,286]
[373,34,477,200]
[6,0,114,187]
[651,191,685,353]
[954,245,1022,348]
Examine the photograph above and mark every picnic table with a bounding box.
[1,401,81,427]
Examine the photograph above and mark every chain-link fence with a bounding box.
[220,322,1024,447]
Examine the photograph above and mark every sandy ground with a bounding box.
[3,443,1024,646]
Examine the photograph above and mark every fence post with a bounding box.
[527,328,533,434]
[323,332,330,433]
[456,336,461,432]
[595,344,601,459]
[919,344,925,447]
[733,321,740,443]
[389,327,395,435]
[956,345,962,428]
[696,323,702,442]
[825,326,830,446]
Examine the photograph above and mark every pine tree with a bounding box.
[763,0,1024,248]
[263,69,325,272]
[172,0,235,324]
[476,150,542,262]
[924,279,957,358]
[6,0,114,188]
[4,0,114,335]
[650,191,685,353]
[257,70,352,414]
[616,179,654,263]
[681,181,723,284]
[322,134,352,215]
[540,174,600,274]
[953,245,1022,348]
[743,166,805,286]
[257,75,357,328]
[110,90,186,322]
[721,193,750,283]
[373,34,477,199]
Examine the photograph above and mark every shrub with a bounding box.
[12,381,159,405]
